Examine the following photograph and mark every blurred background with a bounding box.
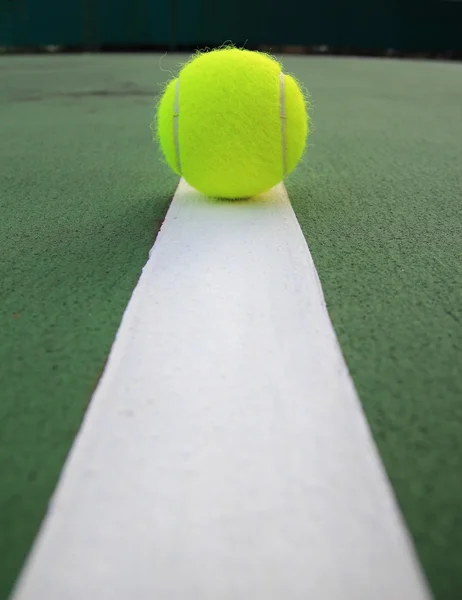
[1,0,462,58]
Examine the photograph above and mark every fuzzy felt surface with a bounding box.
[156,48,308,198]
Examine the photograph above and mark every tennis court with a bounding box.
[1,52,461,599]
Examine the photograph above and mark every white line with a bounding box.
[12,180,431,600]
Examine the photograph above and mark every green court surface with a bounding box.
[1,54,461,599]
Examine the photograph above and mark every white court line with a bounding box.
[12,180,431,600]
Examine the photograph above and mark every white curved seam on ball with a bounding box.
[280,72,287,178]
[174,78,182,175]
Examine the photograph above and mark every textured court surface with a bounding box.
[0,54,461,599]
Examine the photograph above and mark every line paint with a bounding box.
[12,180,431,600]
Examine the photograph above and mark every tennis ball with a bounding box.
[155,47,308,199]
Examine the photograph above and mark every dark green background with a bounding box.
[1,0,462,52]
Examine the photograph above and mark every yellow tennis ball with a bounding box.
[155,47,309,199]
